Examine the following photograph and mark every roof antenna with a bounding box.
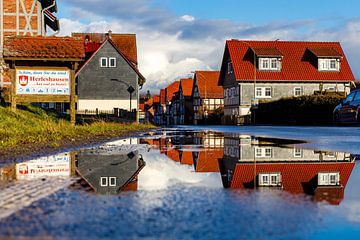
[275,38,280,41]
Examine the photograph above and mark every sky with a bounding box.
[57,0,360,93]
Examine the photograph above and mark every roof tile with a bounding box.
[3,36,85,59]
[225,40,355,82]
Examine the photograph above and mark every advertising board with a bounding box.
[16,69,70,95]
[16,153,71,180]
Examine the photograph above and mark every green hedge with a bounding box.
[255,93,344,125]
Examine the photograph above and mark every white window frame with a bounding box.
[255,147,273,158]
[255,87,272,99]
[294,87,302,97]
[259,173,282,187]
[109,57,117,68]
[318,58,340,71]
[259,58,281,71]
[109,177,117,186]
[294,148,303,158]
[100,57,108,68]
[318,172,340,186]
[100,177,108,187]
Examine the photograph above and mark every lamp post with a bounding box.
[111,78,136,122]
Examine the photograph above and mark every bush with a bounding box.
[255,93,344,125]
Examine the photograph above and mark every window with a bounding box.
[255,147,272,158]
[259,173,282,187]
[294,148,303,158]
[227,61,233,74]
[294,87,302,97]
[109,177,117,186]
[259,58,281,71]
[255,87,272,98]
[318,58,340,71]
[100,177,108,186]
[109,57,116,67]
[100,57,108,67]
[318,172,340,186]
[100,177,117,187]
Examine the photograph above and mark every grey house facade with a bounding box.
[219,40,356,124]
[76,37,145,114]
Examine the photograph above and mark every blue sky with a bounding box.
[57,0,360,92]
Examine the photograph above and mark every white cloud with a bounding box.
[58,1,360,95]
[180,15,195,22]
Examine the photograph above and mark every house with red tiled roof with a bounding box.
[219,134,356,205]
[192,71,224,124]
[74,31,145,119]
[193,149,223,172]
[165,81,180,125]
[219,40,356,124]
[154,89,166,125]
[171,78,194,125]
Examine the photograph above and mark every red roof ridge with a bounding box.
[227,39,341,44]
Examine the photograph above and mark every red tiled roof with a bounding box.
[3,36,85,59]
[166,81,180,102]
[194,71,223,98]
[160,89,166,104]
[230,162,355,201]
[166,148,180,162]
[223,40,355,82]
[72,32,138,64]
[153,95,160,104]
[180,78,194,97]
[145,98,153,107]
[252,47,283,57]
[181,151,194,165]
[195,149,223,172]
[308,48,342,58]
[75,37,145,80]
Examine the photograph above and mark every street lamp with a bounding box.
[111,78,136,121]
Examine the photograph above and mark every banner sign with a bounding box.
[16,153,71,180]
[16,69,70,95]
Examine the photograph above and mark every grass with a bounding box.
[0,104,156,149]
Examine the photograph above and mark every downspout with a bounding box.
[41,0,57,36]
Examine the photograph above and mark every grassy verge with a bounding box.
[0,104,156,149]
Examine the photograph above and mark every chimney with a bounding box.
[106,30,113,39]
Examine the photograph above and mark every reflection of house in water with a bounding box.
[220,134,355,205]
[192,149,223,172]
[76,150,145,194]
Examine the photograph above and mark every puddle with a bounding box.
[0,129,360,239]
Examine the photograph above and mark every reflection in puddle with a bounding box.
[75,150,145,194]
[140,131,356,205]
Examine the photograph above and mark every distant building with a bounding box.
[74,32,145,116]
[192,71,224,125]
[172,78,194,125]
[165,81,180,125]
[219,40,356,124]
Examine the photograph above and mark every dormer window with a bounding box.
[258,172,282,187]
[318,58,340,71]
[318,172,340,186]
[308,47,342,72]
[259,58,281,71]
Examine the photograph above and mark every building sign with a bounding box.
[16,153,71,180]
[16,69,70,95]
